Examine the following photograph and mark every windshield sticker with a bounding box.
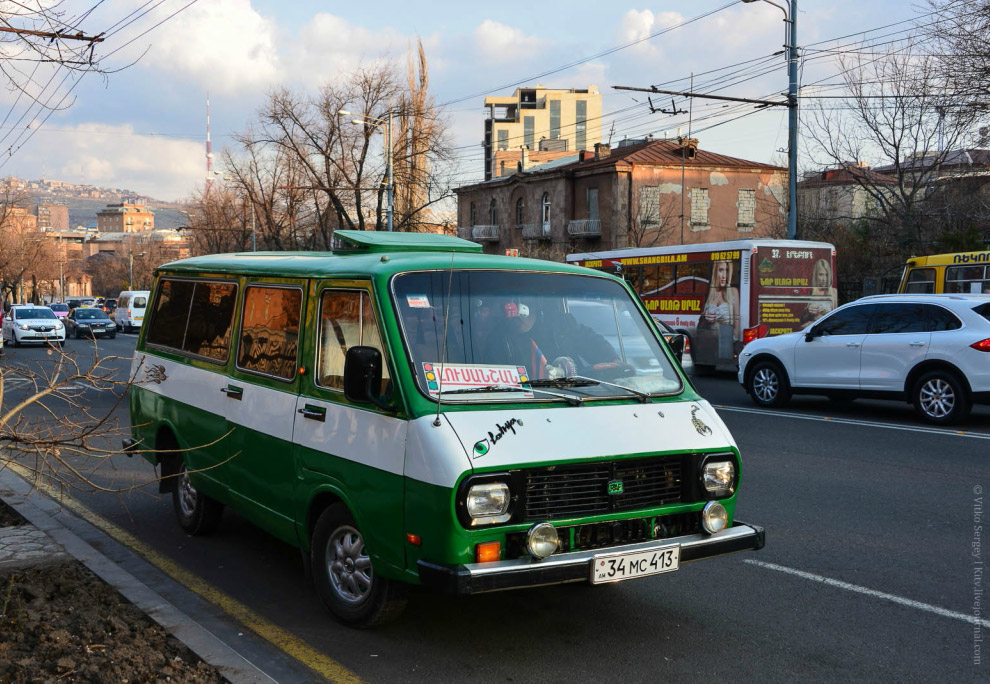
[473,418,523,458]
[691,405,712,436]
[406,294,431,308]
[423,363,533,398]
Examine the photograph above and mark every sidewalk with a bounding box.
[0,467,317,683]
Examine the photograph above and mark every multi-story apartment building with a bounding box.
[456,137,787,256]
[96,201,154,233]
[483,85,602,181]
[36,202,69,232]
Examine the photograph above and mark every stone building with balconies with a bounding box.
[455,138,787,258]
[96,201,154,233]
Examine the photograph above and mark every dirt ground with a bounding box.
[0,500,226,683]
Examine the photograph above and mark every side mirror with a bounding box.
[343,346,395,411]
[665,333,686,364]
[804,325,818,342]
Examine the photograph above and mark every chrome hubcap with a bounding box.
[178,469,197,517]
[920,378,955,418]
[326,525,373,605]
[753,367,778,403]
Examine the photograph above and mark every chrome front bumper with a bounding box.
[418,521,765,595]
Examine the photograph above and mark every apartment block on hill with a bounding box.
[96,201,154,233]
[484,85,602,181]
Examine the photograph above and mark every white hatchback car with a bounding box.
[738,294,990,425]
[1,304,66,347]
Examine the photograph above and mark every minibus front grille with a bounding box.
[521,455,684,521]
[505,512,701,557]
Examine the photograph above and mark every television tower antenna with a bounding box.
[205,93,214,192]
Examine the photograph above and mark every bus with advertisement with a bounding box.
[898,250,990,295]
[567,239,837,370]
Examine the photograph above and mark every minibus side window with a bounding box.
[317,290,391,393]
[904,268,935,294]
[236,285,302,380]
[146,279,195,349]
[185,282,237,361]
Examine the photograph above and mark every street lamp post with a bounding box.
[129,251,146,289]
[743,0,798,239]
[339,109,393,231]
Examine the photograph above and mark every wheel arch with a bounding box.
[743,352,789,387]
[154,423,182,494]
[904,360,972,398]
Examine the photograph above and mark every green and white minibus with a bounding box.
[127,230,764,627]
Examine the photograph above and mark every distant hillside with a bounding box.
[31,194,190,231]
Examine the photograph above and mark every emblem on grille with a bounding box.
[690,405,712,436]
[607,480,624,495]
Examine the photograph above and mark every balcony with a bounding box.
[567,219,602,237]
[521,223,552,240]
[471,224,500,242]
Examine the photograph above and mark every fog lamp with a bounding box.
[701,501,728,534]
[526,522,559,559]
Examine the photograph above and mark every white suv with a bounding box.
[738,294,990,424]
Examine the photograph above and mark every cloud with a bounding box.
[20,123,204,201]
[284,13,408,85]
[473,20,544,63]
[130,0,279,94]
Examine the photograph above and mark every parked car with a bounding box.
[738,294,990,425]
[114,290,149,333]
[66,306,117,339]
[1,305,65,347]
[49,302,69,319]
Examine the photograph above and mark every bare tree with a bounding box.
[805,40,983,270]
[925,0,990,121]
[0,188,55,304]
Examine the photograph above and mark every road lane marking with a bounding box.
[745,559,990,628]
[6,462,365,684]
[714,404,990,440]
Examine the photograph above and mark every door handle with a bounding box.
[846,343,860,348]
[909,341,926,347]
[298,405,326,422]
[221,386,243,400]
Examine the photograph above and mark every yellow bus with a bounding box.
[898,251,990,294]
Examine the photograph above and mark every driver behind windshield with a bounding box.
[483,297,620,379]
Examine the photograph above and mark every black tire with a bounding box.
[747,359,791,408]
[73,328,81,339]
[12,334,20,347]
[311,504,407,628]
[912,370,971,425]
[171,460,224,535]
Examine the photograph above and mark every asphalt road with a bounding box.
[2,336,988,682]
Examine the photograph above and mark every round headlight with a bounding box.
[526,522,559,559]
[702,501,728,534]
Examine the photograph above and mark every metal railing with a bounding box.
[566,219,602,237]
[521,222,552,240]
[471,224,500,241]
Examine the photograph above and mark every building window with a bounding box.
[524,116,535,150]
[587,188,599,220]
[575,101,587,151]
[550,100,561,140]
[469,202,477,226]
[541,193,551,231]
[515,198,525,226]
[690,188,710,227]
[737,189,756,228]
[489,199,498,226]
[497,129,508,150]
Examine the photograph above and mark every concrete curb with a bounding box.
[0,467,276,684]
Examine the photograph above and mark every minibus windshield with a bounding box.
[393,271,683,401]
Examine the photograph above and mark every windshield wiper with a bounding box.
[437,384,583,406]
[531,375,652,403]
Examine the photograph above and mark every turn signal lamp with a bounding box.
[476,541,501,563]
[970,338,990,352]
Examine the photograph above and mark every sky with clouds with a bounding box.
[0,0,929,201]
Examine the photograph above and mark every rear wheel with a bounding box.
[913,370,971,425]
[747,359,791,408]
[311,504,407,628]
[171,460,224,535]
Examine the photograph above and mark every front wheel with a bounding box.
[311,504,407,628]
[171,460,224,535]
[913,370,971,425]
[747,359,791,408]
